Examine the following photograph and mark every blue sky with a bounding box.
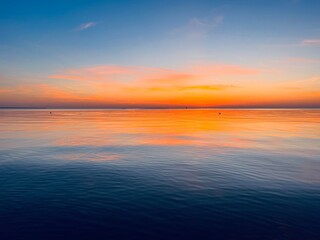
[0,0,319,107]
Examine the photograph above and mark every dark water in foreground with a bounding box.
[0,109,319,239]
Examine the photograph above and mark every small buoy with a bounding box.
[50,112,52,114]
[219,112,221,114]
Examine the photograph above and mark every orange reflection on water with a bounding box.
[1,109,319,151]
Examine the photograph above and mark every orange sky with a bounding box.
[0,63,319,108]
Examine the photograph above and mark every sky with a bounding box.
[0,0,320,108]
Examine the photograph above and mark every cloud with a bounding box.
[0,84,78,99]
[170,15,224,38]
[188,15,224,29]
[76,22,96,31]
[1,63,262,107]
[0,83,88,107]
[287,57,320,63]
[212,15,224,27]
[0,87,11,94]
[142,85,235,92]
[278,77,320,90]
[190,64,259,76]
[50,65,134,81]
[49,63,259,85]
[264,38,320,48]
[301,39,320,46]
[4,67,320,108]
[45,63,259,107]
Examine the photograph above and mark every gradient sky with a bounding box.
[0,0,320,108]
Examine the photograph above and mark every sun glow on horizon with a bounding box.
[1,63,319,108]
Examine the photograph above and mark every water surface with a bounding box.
[0,109,319,239]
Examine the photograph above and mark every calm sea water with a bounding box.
[0,109,319,239]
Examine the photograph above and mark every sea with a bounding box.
[0,109,319,239]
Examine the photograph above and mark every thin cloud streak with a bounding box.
[287,57,320,63]
[141,85,236,92]
[170,15,224,38]
[76,22,97,31]
[301,39,320,46]
[49,64,259,85]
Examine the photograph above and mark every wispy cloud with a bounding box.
[143,84,235,92]
[76,22,97,31]
[262,38,320,48]
[212,15,224,27]
[0,87,11,94]
[170,15,224,38]
[278,77,320,90]
[287,57,320,63]
[301,39,320,46]
[49,63,258,84]
[0,84,79,100]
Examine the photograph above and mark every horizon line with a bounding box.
[1,106,319,110]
